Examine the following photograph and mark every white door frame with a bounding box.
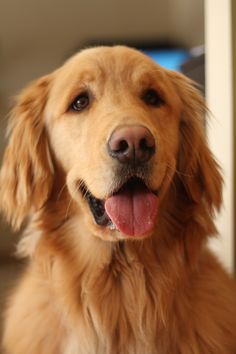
[205,0,234,272]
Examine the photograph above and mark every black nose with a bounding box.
[108,125,155,164]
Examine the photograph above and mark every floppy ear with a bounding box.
[0,75,54,230]
[168,71,223,213]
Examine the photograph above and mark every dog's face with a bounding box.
[45,47,181,240]
[0,46,222,242]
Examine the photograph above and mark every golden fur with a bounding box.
[1,46,236,354]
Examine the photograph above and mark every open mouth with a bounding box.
[80,177,159,237]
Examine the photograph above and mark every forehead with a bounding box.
[52,46,165,90]
[46,46,181,119]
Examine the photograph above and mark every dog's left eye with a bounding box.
[142,88,165,107]
[70,92,90,112]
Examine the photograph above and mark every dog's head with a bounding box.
[0,46,222,242]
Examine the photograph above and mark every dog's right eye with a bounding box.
[142,88,165,107]
[70,92,90,112]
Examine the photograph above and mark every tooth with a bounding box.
[109,222,116,230]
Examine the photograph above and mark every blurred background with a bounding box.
[0,0,235,339]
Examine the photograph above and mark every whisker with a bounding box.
[56,183,68,202]
[65,197,73,220]
[165,163,194,179]
[168,174,177,199]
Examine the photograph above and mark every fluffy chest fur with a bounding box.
[37,236,179,354]
[18,223,235,354]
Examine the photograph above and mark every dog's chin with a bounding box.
[77,176,160,241]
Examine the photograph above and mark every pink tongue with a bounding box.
[104,183,158,237]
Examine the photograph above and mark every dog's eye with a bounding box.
[70,92,90,112]
[142,88,164,107]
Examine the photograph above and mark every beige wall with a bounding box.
[0,0,204,98]
[167,0,204,47]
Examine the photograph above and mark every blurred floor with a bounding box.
[0,257,25,353]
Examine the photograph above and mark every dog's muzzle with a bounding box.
[79,125,159,237]
[80,175,159,237]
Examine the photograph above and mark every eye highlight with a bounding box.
[142,88,165,107]
[70,92,90,112]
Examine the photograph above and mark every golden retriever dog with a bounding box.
[1,46,236,354]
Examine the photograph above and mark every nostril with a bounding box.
[139,133,155,151]
[116,139,129,153]
[108,137,130,156]
[140,138,149,151]
[138,137,155,161]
